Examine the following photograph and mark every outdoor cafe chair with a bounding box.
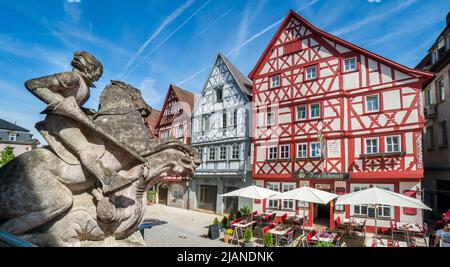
[280,213,288,225]
[307,229,317,246]
[262,226,270,246]
[412,223,428,247]
[334,216,348,234]
[353,219,367,237]
[279,228,294,247]
[389,219,405,240]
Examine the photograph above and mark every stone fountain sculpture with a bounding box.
[0,51,200,247]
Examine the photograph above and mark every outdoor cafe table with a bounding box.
[269,226,293,246]
[255,211,277,226]
[366,237,408,247]
[231,220,257,243]
[311,231,337,244]
[342,218,364,236]
[396,222,422,244]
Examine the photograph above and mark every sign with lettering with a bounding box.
[208,225,220,240]
[294,172,349,180]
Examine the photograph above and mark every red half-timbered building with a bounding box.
[154,84,195,209]
[250,10,433,232]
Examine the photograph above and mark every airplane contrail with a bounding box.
[124,0,211,78]
[121,0,196,76]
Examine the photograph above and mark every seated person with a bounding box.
[434,213,448,231]
[435,223,450,247]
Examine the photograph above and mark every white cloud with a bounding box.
[124,0,211,78]
[331,0,417,37]
[139,77,165,108]
[66,0,81,2]
[121,0,196,76]
[64,0,82,22]
[0,34,72,71]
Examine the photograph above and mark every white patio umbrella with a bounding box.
[279,186,338,232]
[220,185,280,200]
[335,186,431,236]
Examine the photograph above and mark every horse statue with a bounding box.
[0,52,200,247]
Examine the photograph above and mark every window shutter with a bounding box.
[283,40,301,56]
[402,190,417,216]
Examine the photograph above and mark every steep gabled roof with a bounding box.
[171,84,195,111]
[145,109,161,138]
[218,53,253,97]
[249,10,433,80]
[0,118,30,132]
[156,84,195,129]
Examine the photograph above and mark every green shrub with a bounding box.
[243,228,253,243]
[313,241,334,247]
[240,206,252,217]
[221,216,229,228]
[146,190,156,203]
[228,212,235,222]
[0,146,15,168]
[264,232,273,247]
[213,217,220,227]
[235,211,242,219]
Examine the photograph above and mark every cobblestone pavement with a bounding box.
[143,204,235,247]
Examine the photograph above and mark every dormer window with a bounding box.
[9,133,16,141]
[270,75,281,89]
[215,87,223,102]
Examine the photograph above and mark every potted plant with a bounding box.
[235,210,242,219]
[146,190,156,205]
[220,216,229,233]
[223,229,234,243]
[264,232,274,247]
[240,206,252,219]
[243,228,254,247]
[213,217,220,227]
[313,241,334,247]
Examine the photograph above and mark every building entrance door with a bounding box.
[158,186,168,205]
[198,185,217,212]
[436,179,450,214]
[224,186,239,214]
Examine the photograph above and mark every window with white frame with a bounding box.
[9,133,16,141]
[160,130,169,138]
[425,86,433,105]
[222,112,227,129]
[198,148,203,162]
[267,112,275,126]
[344,57,357,72]
[297,143,308,159]
[215,87,223,102]
[385,136,400,153]
[282,183,295,210]
[231,109,237,128]
[297,105,306,120]
[209,147,216,161]
[267,183,280,209]
[310,142,321,158]
[270,75,281,88]
[437,78,445,101]
[279,145,290,160]
[219,146,226,160]
[175,126,184,138]
[231,144,239,160]
[268,146,278,160]
[366,94,379,112]
[305,66,317,80]
[202,116,210,132]
[353,186,368,216]
[310,104,320,119]
[365,138,379,154]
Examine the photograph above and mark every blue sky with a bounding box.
[0,0,448,144]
